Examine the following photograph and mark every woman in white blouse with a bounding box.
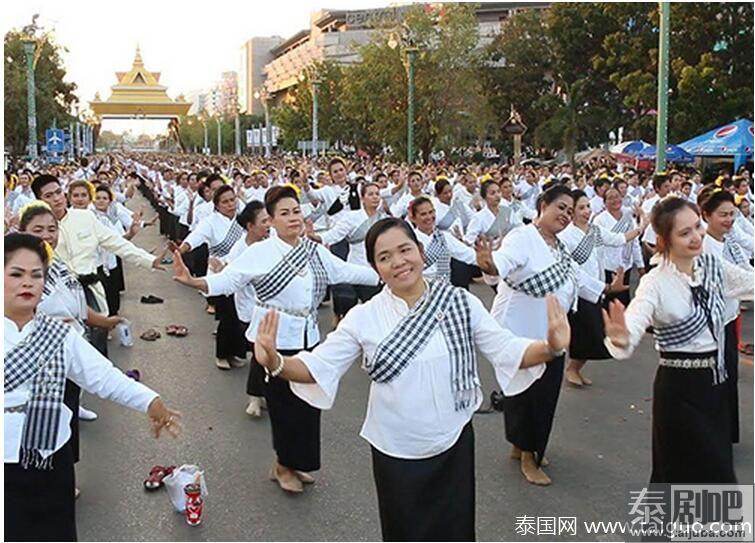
[4,233,180,542]
[178,184,248,370]
[593,185,646,308]
[464,180,512,245]
[305,182,386,318]
[409,196,478,284]
[477,184,608,486]
[698,186,753,445]
[604,197,753,483]
[251,217,571,541]
[559,189,644,387]
[172,186,380,495]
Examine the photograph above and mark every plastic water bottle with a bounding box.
[116,320,134,347]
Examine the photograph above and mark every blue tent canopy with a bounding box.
[637,144,694,163]
[610,140,651,155]
[679,119,754,170]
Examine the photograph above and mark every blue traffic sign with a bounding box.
[46,129,66,153]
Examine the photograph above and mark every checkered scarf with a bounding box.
[4,314,71,469]
[366,280,479,411]
[424,230,451,281]
[723,236,748,267]
[93,208,118,229]
[653,254,727,384]
[209,218,244,258]
[610,211,635,262]
[570,225,603,265]
[485,206,514,239]
[253,239,328,312]
[347,211,385,244]
[505,237,577,300]
[44,258,84,300]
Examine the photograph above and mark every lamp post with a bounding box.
[388,26,418,164]
[216,117,222,156]
[22,39,38,159]
[234,111,241,156]
[254,87,272,158]
[654,1,671,173]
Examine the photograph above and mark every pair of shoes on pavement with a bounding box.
[79,406,98,421]
[245,396,267,417]
[216,357,247,370]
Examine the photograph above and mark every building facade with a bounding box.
[254,3,549,100]
[239,36,284,116]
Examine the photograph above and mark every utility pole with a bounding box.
[216,118,222,156]
[23,40,38,159]
[406,47,418,164]
[655,1,671,173]
[234,113,241,156]
[312,79,321,157]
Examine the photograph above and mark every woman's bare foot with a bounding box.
[520,452,551,486]
[580,374,593,386]
[269,459,303,493]
[511,446,548,466]
[565,368,584,387]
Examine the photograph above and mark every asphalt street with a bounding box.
[76,192,753,542]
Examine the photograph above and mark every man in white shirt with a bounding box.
[640,172,673,267]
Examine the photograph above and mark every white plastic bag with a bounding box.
[162,464,208,512]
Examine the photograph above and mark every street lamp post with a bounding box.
[203,120,209,155]
[389,26,419,164]
[22,39,38,159]
[312,78,321,158]
[234,113,241,156]
[216,118,222,155]
[654,1,671,173]
[406,47,417,165]
[254,87,272,158]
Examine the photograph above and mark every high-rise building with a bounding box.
[218,71,239,118]
[260,3,549,99]
[186,89,208,116]
[239,36,284,115]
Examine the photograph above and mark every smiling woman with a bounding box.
[603,197,754,484]
[249,217,571,540]
[4,233,180,542]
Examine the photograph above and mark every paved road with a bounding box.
[76,192,753,541]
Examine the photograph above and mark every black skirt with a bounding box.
[97,265,120,316]
[243,320,266,397]
[254,346,321,472]
[650,363,735,483]
[371,422,475,542]
[214,295,247,360]
[450,259,479,291]
[568,298,611,360]
[604,269,631,308]
[63,380,80,463]
[503,355,565,465]
[724,320,740,444]
[5,443,77,542]
[113,256,125,293]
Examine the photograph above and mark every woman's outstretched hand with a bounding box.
[602,299,629,348]
[147,398,182,439]
[545,295,570,354]
[254,310,280,369]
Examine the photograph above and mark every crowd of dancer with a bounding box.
[4,151,754,541]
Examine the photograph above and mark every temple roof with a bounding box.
[90,46,190,118]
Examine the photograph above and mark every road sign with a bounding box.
[46,128,65,153]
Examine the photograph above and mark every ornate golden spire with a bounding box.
[134,43,143,67]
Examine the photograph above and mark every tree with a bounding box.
[4,27,78,156]
[272,61,346,152]
[340,3,491,160]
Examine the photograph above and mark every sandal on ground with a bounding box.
[140,295,164,304]
[165,324,178,336]
[173,325,188,337]
[140,328,161,341]
[739,343,754,356]
[143,465,175,491]
[125,369,141,382]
